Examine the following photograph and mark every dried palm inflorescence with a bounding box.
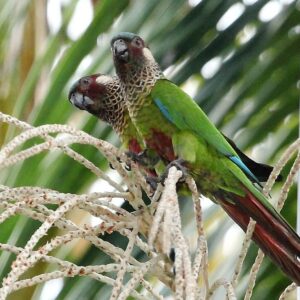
[0,112,298,300]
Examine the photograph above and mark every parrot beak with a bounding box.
[112,39,129,63]
[68,80,94,110]
[68,81,78,102]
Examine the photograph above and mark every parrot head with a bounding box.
[68,74,115,116]
[111,32,154,70]
[68,74,126,130]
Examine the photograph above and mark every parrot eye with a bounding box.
[132,37,143,48]
[81,78,91,86]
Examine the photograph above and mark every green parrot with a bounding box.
[68,73,280,183]
[110,32,300,284]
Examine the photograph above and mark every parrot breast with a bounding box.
[146,129,176,162]
[128,138,143,154]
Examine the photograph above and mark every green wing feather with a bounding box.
[151,79,282,205]
[151,79,262,185]
[152,79,237,156]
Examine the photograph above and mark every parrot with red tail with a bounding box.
[110,32,300,284]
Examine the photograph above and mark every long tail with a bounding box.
[219,189,300,285]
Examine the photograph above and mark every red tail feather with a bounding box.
[220,190,300,285]
[237,190,300,255]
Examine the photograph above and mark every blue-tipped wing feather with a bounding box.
[152,79,261,185]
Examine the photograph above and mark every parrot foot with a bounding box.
[124,164,131,171]
[145,175,160,191]
[109,156,123,170]
[126,149,159,167]
[169,247,175,262]
[169,248,176,276]
[126,150,147,166]
[110,163,131,171]
[161,158,187,184]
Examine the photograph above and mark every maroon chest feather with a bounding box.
[146,129,176,162]
[128,138,143,154]
[128,138,157,177]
